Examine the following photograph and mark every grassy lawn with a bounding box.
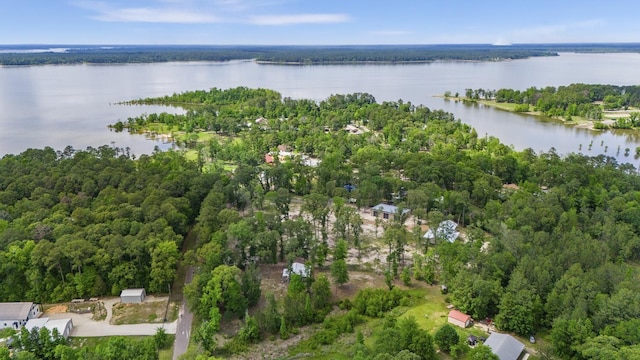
[477,99,524,112]
[111,301,179,325]
[399,286,449,334]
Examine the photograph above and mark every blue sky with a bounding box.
[1,0,639,45]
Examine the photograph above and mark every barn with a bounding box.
[0,302,42,330]
[25,317,74,339]
[448,309,472,328]
[120,288,146,304]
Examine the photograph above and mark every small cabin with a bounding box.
[448,309,472,328]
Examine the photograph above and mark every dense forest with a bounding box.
[3,87,640,359]
[0,44,558,65]
[4,43,640,66]
[0,145,214,302]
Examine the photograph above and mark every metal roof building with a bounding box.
[0,302,41,330]
[120,288,146,304]
[484,332,525,360]
[25,317,74,339]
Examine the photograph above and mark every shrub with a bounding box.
[355,288,404,317]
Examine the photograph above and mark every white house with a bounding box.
[282,262,311,282]
[424,220,460,243]
[25,317,74,339]
[120,288,146,304]
[371,203,410,220]
[0,302,41,330]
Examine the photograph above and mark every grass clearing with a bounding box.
[400,301,449,334]
[111,300,179,325]
[399,286,449,333]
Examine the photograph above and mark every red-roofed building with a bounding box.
[448,309,472,328]
[264,153,275,164]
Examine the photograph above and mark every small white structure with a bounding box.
[424,220,460,243]
[371,203,410,220]
[282,262,311,282]
[25,317,73,339]
[120,288,146,304]
[0,302,41,330]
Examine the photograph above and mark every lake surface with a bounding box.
[2,53,640,164]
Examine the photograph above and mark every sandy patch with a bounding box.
[44,304,68,315]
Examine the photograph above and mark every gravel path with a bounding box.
[45,297,177,337]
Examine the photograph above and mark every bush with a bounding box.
[312,329,339,346]
[237,315,261,344]
[434,324,459,353]
[323,309,362,334]
[338,298,353,310]
[354,288,404,317]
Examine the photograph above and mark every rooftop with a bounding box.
[25,317,72,337]
[448,309,471,322]
[372,203,410,215]
[424,220,460,242]
[0,302,34,321]
[120,288,145,297]
[484,332,525,360]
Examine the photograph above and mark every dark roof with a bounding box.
[484,333,525,360]
[0,302,34,321]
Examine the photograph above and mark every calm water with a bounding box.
[2,53,640,163]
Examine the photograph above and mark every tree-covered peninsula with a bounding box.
[453,84,640,130]
[2,87,640,359]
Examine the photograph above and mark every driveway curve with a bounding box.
[45,297,177,337]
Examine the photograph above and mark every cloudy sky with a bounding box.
[1,0,639,45]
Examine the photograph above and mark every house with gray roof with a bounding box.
[25,317,74,339]
[371,203,410,221]
[424,220,460,243]
[0,302,42,330]
[484,332,525,360]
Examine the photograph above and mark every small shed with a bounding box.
[282,262,311,282]
[448,309,472,328]
[120,288,146,304]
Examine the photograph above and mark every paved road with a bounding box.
[173,266,195,360]
[46,297,177,337]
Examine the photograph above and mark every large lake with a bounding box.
[2,52,640,164]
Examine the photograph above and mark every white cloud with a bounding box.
[91,7,220,23]
[77,1,349,26]
[249,13,350,25]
